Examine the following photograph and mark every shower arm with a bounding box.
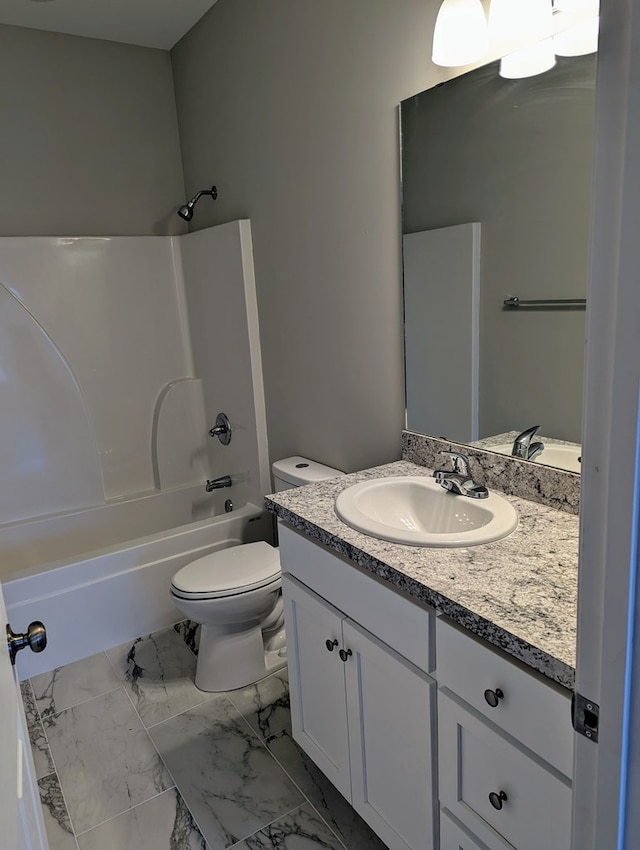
[191,187,218,205]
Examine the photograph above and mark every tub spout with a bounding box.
[205,475,232,492]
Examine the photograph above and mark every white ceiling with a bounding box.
[0,0,218,50]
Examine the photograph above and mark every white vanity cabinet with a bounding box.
[278,522,574,850]
[439,810,514,850]
[279,526,438,850]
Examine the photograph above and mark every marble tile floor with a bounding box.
[20,622,387,850]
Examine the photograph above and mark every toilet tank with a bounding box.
[271,456,344,492]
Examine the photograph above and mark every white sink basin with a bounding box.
[490,443,581,473]
[334,476,518,548]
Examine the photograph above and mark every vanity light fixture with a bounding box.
[552,0,600,56]
[500,38,556,78]
[431,0,489,67]
[431,0,598,77]
[553,0,599,11]
[553,16,599,55]
[488,0,553,46]
[489,0,555,77]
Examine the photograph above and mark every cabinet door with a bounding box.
[440,809,513,850]
[281,575,351,799]
[343,618,437,850]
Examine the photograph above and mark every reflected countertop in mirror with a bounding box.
[471,431,581,473]
[400,54,597,472]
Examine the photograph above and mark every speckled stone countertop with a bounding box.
[265,460,579,690]
[471,431,581,450]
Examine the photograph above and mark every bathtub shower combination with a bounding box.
[3,496,272,678]
[0,220,273,679]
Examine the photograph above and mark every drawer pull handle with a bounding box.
[339,648,353,662]
[489,790,508,811]
[325,639,339,652]
[484,688,504,708]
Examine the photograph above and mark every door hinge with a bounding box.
[572,692,599,742]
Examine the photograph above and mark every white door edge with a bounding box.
[573,0,640,847]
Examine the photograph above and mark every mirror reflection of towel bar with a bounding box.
[503,297,587,309]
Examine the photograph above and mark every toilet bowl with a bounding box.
[170,456,343,692]
[171,542,285,691]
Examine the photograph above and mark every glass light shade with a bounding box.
[553,0,599,13]
[432,0,489,67]
[500,38,556,78]
[553,17,599,55]
[489,0,553,44]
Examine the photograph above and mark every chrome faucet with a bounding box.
[512,426,545,460]
[205,475,232,492]
[433,451,489,499]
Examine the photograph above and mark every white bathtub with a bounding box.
[2,488,272,679]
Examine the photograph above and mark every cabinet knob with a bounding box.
[325,639,338,652]
[339,648,353,662]
[484,687,504,708]
[489,790,508,811]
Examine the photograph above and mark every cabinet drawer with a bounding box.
[279,522,434,673]
[439,692,572,850]
[440,809,514,850]
[436,617,573,777]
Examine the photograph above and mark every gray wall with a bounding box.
[171,0,439,473]
[402,57,596,443]
[0,24,186,237]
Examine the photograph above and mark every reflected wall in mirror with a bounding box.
[401,54,596,472]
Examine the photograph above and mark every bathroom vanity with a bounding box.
[265,449,579,850]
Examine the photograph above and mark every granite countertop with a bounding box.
[471,431,581,450]
[265,459,579,690]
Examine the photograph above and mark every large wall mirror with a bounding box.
[400,53,596,472]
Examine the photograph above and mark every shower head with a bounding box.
[177,185,218,221]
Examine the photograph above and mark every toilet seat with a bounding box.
[171,541,281,600]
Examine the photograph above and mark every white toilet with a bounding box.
[170,456,343,692]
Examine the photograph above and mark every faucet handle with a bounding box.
[512,425,541,459]
[513,424,540,444]
[437,450,472,479]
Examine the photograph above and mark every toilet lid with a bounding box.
[171,541,281,598]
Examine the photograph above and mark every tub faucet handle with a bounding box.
[209,413,232,446]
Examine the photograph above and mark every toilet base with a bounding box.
[195,622,287,692]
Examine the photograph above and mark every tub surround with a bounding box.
[0,220,269,539]
[265,458,579,690]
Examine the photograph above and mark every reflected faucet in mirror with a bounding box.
[511,426,544,461]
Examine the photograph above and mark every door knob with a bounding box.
[6,621,47,666]
[339,648,353,662]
